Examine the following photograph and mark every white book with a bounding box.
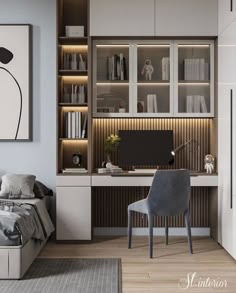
[200,96,207,113]
[75,111,81,138]
[71,53,77,70]
[147,95,153,113]
[71,111,76,138]
[111,56,115,80]
[199,58,205,80]
[204,63,209,80]
[162,57,166,80]
[186,95,193,113]
[78,85,85,104]
[79,54,86,71]
[120,53,124,80]
[67,111,72,139]
[193,95,201,113]
[153,94,158,113]
[81,113,88,138]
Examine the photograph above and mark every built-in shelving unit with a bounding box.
[93,39,214,118]
[57,0,90,174]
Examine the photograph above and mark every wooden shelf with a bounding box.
[59,70,88,76]
[58,36,88,45]
[59,138,88,141]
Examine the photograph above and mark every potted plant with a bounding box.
[104,134,121,166]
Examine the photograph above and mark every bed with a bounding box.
[0,196,54,279]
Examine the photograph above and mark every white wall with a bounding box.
[0,0,57,190]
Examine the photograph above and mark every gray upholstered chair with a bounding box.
[127,169,192,258]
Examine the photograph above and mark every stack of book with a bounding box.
[63,52,86,71]
[106,53,127,80]
[147,94,158,113]
[64,112,88,138]
[62,84,87,104]
[186,95,208,113]
[62,168,88,174]
[184,58,209,80]
[161,57,170,80]
[96,167,123,174]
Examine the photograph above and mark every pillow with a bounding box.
[33,180,53,198]
[0,174,36,199]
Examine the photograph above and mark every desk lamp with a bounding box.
[169,138,200,172]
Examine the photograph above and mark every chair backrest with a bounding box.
[147,169,191,216]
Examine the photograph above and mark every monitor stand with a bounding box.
[128,168,158,174]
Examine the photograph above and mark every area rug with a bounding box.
[0,258,121,293]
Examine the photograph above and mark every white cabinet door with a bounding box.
[90,0,155,36]
[218,84,233,252]
[218,0,236,35]
[56,187,91,240]
[218,19,236,83]
[155,0,217,36]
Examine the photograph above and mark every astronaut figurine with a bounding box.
[141,59,154,80]
[204,154,215,174]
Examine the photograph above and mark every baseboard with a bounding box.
[94,227,210,237]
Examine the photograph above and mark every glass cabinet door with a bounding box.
[134,43,173,116]
[93,42,131,117]
[175,41,214,117]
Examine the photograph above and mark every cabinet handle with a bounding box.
[230,89,233,209]
[231,0,233,12]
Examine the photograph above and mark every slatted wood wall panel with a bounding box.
[93,187,209,227]
[92,119,210,171]
[92,119,210,227]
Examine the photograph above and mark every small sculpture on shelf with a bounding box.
[204,154,215,174]
[141,59,154,81]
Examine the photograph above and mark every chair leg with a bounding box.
[165,216,168,245]
[185,209,193,254]
[148,214,153,258]
[128,209,132,249]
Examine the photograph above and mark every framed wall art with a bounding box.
[0,24,32,141]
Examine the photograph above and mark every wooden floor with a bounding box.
[40,236,236,292]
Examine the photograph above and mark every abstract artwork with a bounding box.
[0,25,31,141]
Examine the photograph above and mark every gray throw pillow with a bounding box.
[33,180,53,198]
[0,174,36,199]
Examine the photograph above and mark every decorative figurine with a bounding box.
[204,154,215,174]
[141,59,154,80]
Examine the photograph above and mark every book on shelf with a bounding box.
[161,57,170,80]
[106,53,127,81]
[62,168,88,174]
[185,95,208,113]
[81,113,88,138]
[62,52,87,70]
[64,111,88,139]
[147,94,158,113]
[62,84,87,104]
[184,58,209,80]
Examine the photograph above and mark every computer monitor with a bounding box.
[118,130,173,168]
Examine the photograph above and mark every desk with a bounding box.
[91,173,218,187]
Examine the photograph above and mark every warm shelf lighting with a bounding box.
[178,45,210,48]
[61,106,88,112]
[61,139,88,144]
[62,76,88,83]
[61,45,88,52]
[137,45,170,48]
[178,82,210,86]
[96,45,129,48]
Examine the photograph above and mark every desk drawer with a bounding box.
[56,175,91,187]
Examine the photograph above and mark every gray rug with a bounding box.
[0,258,121,293]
